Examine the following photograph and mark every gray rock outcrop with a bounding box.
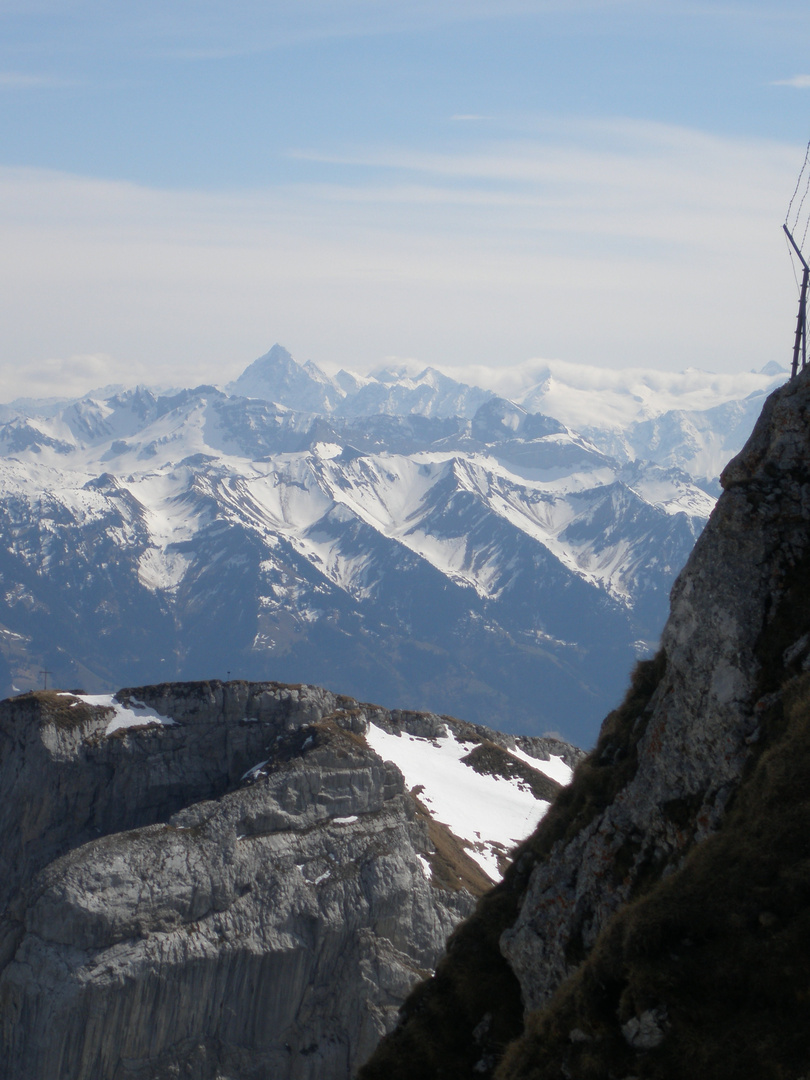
[0,682,495,1079]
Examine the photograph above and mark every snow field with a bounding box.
[364,724,554,882]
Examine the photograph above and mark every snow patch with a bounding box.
[241,759,269,781]
[137,547,193,591]
[365,724,552,882]
[509,747,573,785]
[62,693,176,735]
[313,442,343,460]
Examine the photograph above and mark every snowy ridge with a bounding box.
[0,423,710,608]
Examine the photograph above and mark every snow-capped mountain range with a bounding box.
[0,344,787,745]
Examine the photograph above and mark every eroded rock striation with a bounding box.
[0,681,570,1080]
[359,367,810,1079]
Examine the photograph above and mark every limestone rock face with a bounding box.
[0,682,483,1080]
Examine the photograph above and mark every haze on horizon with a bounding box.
[2,0,810,401]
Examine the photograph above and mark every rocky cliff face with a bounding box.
[359,367,810,1079]
[0,681,571,1080]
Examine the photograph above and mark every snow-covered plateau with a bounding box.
[0,344,787,744]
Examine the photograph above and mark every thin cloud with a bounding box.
[772,75,810,88]
[0,71,77,88]
[0,351,153,403]
[286,120,795,235]
[0,121,801,396]
[5,1,642,63]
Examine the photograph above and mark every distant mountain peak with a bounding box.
[758,360,789,376]
[368,363,415,384]
[302,358,333,383]
[258,342,294,364]
[227,344,344,413]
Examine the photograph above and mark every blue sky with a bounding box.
[2,1,810,397]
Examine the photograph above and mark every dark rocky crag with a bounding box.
[0,682,572,1080]
[358,366,810,1079]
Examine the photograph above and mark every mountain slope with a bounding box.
[357,364,810,1079]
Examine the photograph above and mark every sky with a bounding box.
[2,0,810,399]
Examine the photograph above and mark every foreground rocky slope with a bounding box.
[0,680,575,1080]
[358,365,810,1079]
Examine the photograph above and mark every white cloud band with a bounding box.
[0,118,802,398]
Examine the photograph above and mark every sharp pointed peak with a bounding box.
[254,343,297,366]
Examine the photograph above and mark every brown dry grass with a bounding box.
[409,795,494,896]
